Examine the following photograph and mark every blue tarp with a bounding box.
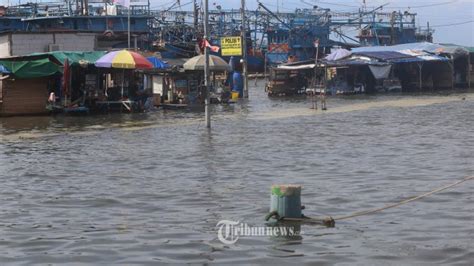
[345,42,453,64]
[352,42,468,57]
[351,42,446,54]
[387,55,449,63]
[323,42,455,66]
[352,51,448,63]
[325,59,385,67]
[147,57,169,69]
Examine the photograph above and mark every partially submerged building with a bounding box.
[322,42,470,94]
[0,51,105,116]
[441,44,474,88]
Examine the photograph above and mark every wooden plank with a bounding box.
[1,78,49,115]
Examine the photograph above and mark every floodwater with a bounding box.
[0,80,473,265]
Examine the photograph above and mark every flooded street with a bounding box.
[0,81,473,264]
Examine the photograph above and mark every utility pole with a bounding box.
[84,0,89,15]
[204,0,211,128]
[128,5,131,49]
[193,0,199,29]
[241,0,249,98]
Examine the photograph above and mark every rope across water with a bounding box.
[333,175,474,221]
[276,175,474,227]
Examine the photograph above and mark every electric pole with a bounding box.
[241,0,249,98]
[204,0,211,128]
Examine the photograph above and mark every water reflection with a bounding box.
[267,222,303,242]
[0,84,473,264]
[0,116,54,133]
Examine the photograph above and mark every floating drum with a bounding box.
[268,185,303,220]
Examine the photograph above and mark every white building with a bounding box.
[0,32,97,57]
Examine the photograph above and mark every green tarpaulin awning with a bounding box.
[39,51,107,66]
[0,58,60,79]
[0,51,107,79]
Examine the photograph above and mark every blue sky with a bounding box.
[2,0,473,46]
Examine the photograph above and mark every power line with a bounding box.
[303,0,460,10]
[429,20,474,28]
[387,0,459,9]
[310,1,360,8]
[163,0,194,11]
[259,1,296,11]
[150,1,178,9]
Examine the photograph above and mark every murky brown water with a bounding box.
[1,81,473,264]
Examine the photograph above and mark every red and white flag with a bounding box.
[314,39,320,48]
[204,39,220,53]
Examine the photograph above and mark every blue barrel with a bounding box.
[270,185,302,219]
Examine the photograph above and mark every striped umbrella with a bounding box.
[95,50,153,69]
[183,55,231,71]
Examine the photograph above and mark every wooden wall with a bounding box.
[0,78,49,116]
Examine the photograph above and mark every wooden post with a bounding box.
[264,53,267,81]
[418,62,423,90]
[311,40,319,110]
[450,58,455,90]
[467,54,471,89]
[322,65,327,110]
[268,185,303,220]
[321,87,327,110]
